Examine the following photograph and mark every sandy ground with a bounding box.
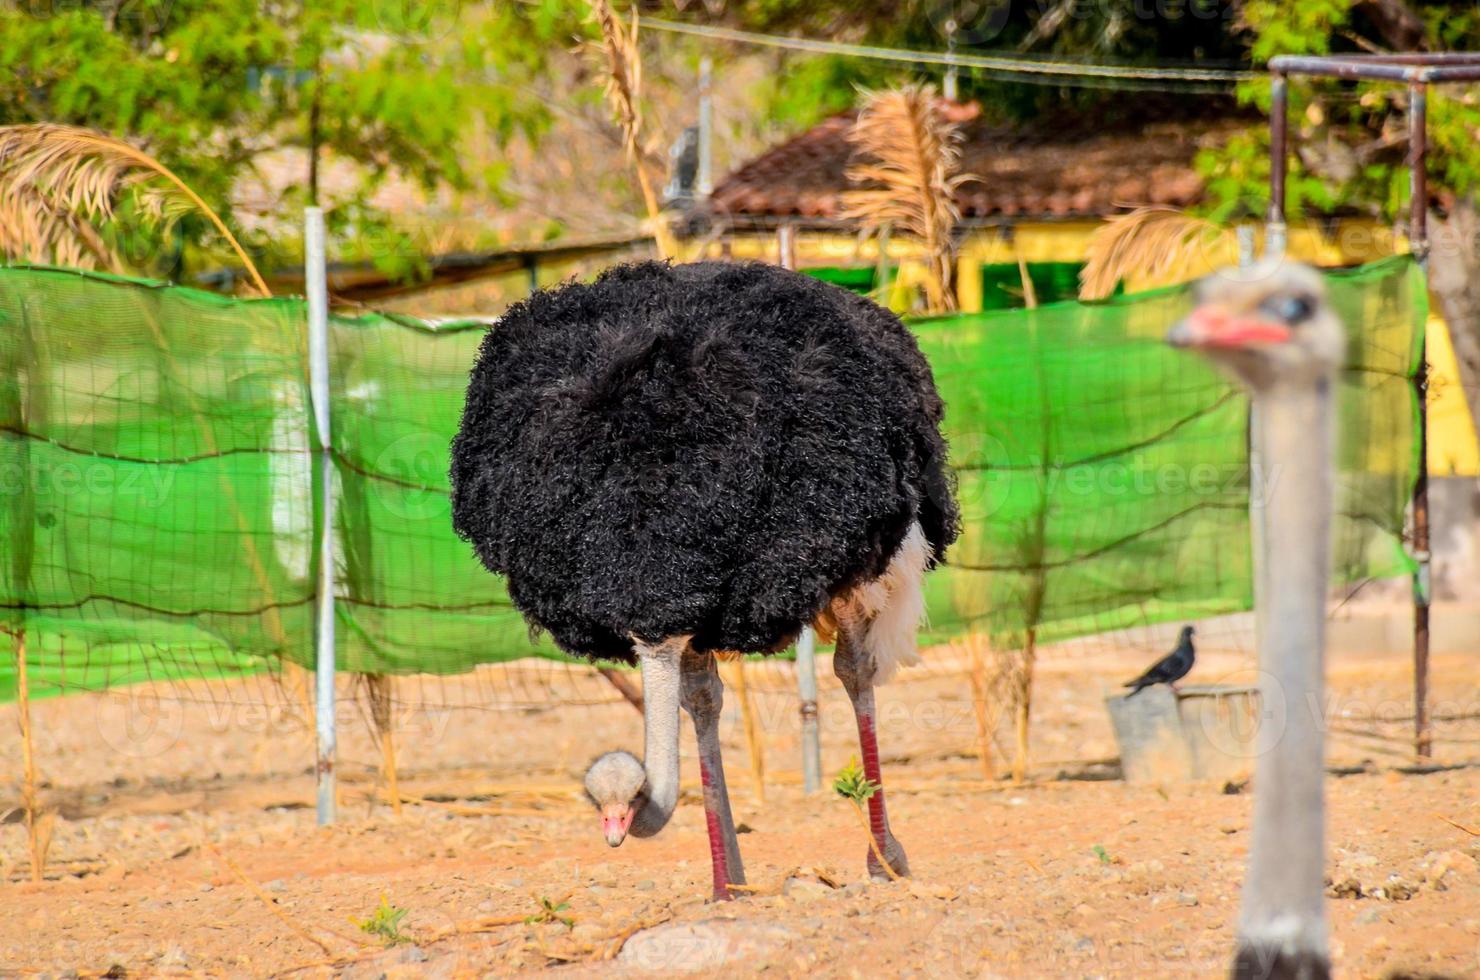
[2,622,1479,978]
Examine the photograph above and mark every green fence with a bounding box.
[0,258,1424,702]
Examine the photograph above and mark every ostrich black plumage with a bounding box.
[450,261,959,899]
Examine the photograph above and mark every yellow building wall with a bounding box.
[687,221,1477,475]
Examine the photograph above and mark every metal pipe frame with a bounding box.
[1266,53,1447,759]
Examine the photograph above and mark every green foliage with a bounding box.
[524,895,575,928]
[1093,844,1113,865]
[354,895,412,946]
[0,0,573,279]
[832,757,881,804]
[1200,2,1480,223]
[1240,0,1354,62]
[691,0,1243,126]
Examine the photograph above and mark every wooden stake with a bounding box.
[1012,628,1037,786]
[724,658,766,803]
[967,636,994,782]
[364,674,401,816]
[597,667,644,713]
[14,631,43,882]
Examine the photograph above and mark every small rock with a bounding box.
[635,879,656,891]
[1421,849,1474,891]
[265,879,288,894]
[907,880,956,901]
[396,945,428,964]
[1328,878,1363,900]
[1379,878,1416,901]
[1356,908,1382,926]
[572,922,607,944]
[1175,892,1198,908]
[198,883,214,893]
[618,920,795,971]
[507,877,524,888]
[476,899,495,913]
[783,877,834,901]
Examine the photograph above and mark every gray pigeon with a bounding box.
[1124,625,1195,697]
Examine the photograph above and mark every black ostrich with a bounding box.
[450,260,959,900]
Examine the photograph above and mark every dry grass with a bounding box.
[584,0,677,260]
[841,84,972,313]
[0,124,269,295]
[1079,206,1237,301]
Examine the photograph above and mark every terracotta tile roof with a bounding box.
[709,103,1249,223]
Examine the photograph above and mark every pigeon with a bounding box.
[1123,625,1195,697]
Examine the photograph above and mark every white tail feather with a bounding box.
[857,522,931,685]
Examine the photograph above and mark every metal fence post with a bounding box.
[775,227,822,792]
[698,57,714,198]
[796,627,822,794]
[1408,82,1433,759]
[305,206,338,824]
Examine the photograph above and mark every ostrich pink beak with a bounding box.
[601,803,636,847]
[1169,304,1291,349]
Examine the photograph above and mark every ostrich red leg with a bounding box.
[834,621,910,880]
[681,652,746,901]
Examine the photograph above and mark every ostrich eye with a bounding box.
[1262,294,1314,324]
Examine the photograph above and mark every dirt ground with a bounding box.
[3,617,1479,978]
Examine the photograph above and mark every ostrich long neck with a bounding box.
[1239,378,1333,964]
[629,639,684,838]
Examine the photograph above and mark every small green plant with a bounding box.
[832,757,881,804]
[354,895,412,946]
[832,758,901,882]
[1093,844,1113,865]
[525,895,574,929]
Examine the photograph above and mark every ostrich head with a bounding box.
[1167,260,1344,389]
[584,750,646,847]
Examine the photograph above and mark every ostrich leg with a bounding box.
[834,619,910,880]
[681,650,746,901]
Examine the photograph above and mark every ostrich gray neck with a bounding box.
[629,637,685,838]
[1238,377,1333,969]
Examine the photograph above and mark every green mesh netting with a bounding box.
[0,258,1424,701]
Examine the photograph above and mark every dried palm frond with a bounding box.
[842,84,972,313]
[357,673,403,815]
[0,124,269,296]
[1079,206,1236,301]
[584,0,677,259]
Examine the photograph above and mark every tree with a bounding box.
[681,0,1243,126]
[673,0,1480,442]
[1202,0,1480,446]
[0,0,569,282]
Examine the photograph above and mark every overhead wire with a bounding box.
[643,17,1260,94]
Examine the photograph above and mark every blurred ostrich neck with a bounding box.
[1240,378,1333,961]
[629,638,684,838]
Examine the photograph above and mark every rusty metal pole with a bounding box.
[1268,73,1289,258]
[776,225,821,792]
[1408,82,1433,760]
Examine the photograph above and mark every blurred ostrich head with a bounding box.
[584,750,646,847]
[1168,260,1345,389]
